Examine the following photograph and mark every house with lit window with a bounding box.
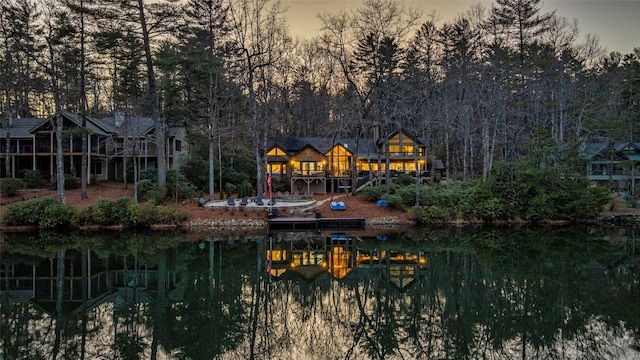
[0,110,188,182]
[266,130,445,195]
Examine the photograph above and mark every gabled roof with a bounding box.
[269,137,378,157]
[28,111,163,138]
[63,111,157,137]
[583,141,640,160]
[1,112,181,144]
[0,117,43,138]
[29,111,111,136]
[387,129,430,147]
[95,113,155,137]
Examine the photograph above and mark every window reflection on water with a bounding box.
[0,227,639,359]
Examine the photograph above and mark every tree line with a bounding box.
[1,0,639,202]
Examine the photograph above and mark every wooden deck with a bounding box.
[268,217,366,232]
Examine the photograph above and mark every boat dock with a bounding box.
[268,217,366,232]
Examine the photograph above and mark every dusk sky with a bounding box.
[282,0,640,55]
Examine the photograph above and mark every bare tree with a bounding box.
[63,0,91,199]
[319,0,422,190]
[180,0,232,201]
[41,0,67,203]
[228,0,289,196]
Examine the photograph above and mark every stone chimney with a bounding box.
[114,108,125,128]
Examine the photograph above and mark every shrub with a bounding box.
[422,205,451,223]
[65,174,80,189]
[39,202,77,230]
[180,157,208,190]
[137,180,165,203]
[91,198,117,225]
[273,176,290,192]
[153,205,187,225]
[380,193,404,210]
[567,185,611,220]
[139,167,157,182]
[136,170,196,202]
[135,203,186,226]
[23,169,43,188]
[394,186,418,208]
[113,197,137,225]
[76,207,94,227]
[136,202,158,227]
[237,180,253,198]
[167,170,196,201]
[84,197,137,226]
[0,178,24,196]
[2,198,59,226]
[407,206,424,224]
[394,173,415,186]
[459,182,509,221]
[50,174,80,190]
[224,183,237,198]
[125,202,143,228]
[359,186,385,202]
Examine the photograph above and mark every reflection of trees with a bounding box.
[247,227,640,359]
[0,228,639,358]
[161,240,249,358]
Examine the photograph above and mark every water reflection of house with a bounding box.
[289,234,327,282]
[0,250,182,311]
[265,233,428,290]
[266,241,289,279]
[326,234,357,280]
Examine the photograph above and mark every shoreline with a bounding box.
[3,184,640,232]
[3,212,638,233]
[0,214,414,232]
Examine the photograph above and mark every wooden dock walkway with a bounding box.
[268,217,366,232]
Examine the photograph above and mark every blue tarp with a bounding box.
[330,201,346,210]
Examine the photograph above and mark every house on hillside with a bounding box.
[0,109,188,183]
[266,130,445,195]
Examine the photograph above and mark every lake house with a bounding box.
[266,130,445,195]
[0,110,188,183]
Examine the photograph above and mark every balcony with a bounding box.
[389,151,423,158]
[292,171,326,179]
[1,145,33,154]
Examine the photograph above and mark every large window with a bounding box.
[267,163,287,175]
[326,145,352,177]
[388,133,418,156]
[267,147,286,156]
[301,161,323,176]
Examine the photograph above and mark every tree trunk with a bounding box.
[136,0,166,190]
[4,111,10,178]
[79,0,88,199]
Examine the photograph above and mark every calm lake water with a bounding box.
[0,226,639,360]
